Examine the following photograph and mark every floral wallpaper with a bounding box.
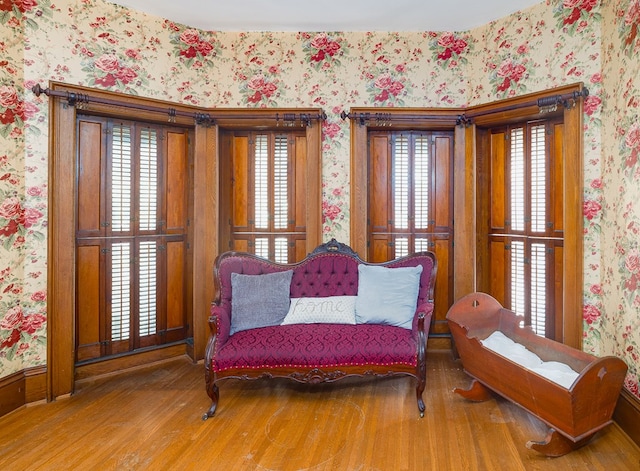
[1,0,639,399]
[600,0,640,397]
[0,0,48,377]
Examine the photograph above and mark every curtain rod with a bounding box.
[31,84,326,127]
[341,88,590,126]
[465,88,590,121]
[339,110,466,126]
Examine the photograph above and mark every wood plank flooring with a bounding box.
[1,350,639,470]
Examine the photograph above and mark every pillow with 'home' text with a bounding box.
[281,296,357,325]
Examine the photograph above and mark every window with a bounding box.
[75,117,190,362]
[224,131,307,263]
[368,131,452,261]
[389,134,431,256]
[488,120,563,338]
[367,129,453,337]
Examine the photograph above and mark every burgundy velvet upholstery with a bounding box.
[212,251,435,350]
[215,323,416,371]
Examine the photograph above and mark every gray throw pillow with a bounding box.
[230,270,293,335]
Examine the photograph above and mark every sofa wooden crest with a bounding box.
[203,239,437,419]
[446,292,628,457]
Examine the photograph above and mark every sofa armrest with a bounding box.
[208,303,231,347]
[205,303,231,379]
[412,301,434,339]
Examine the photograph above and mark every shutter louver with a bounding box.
[139,129,158,232]
[274,237,288,263]
[111,242,131,341]
[510,128,525,232]
[138,240,157,337]
[274,136,288,230]
[414,135,430,230]
[530,243,546,336]
[254,134,268,229]
[394,237,409,258]
[394,136,409,230]
[510,240,525,319]
[530,124,546,233]
[255,237,269,259]
[112,125,132,232]
[415,238,429,252]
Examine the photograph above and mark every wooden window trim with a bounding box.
[48,82,322,399]
[350,84,584,349]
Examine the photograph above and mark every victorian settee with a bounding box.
[203,239,437,419]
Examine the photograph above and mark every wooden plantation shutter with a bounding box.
[368,131,452,260]
[488,119,563,339]
[367,130,453,336]
[228,131,307,263]
[75,116,190,362]
[368,133,392,261]
[414,135,430,252]
[76,117,106,361]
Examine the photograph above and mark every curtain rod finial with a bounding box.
[32,84,47,97]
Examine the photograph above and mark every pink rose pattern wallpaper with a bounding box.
[601,0,640,397]
[1,0,639,398]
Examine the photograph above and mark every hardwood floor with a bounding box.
[1,350,639,470]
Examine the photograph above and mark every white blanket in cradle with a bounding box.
[480,331,580,389]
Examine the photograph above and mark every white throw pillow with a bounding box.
[281,296,357,325]
[355,264,423,329]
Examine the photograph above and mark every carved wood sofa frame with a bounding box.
[203,239,437,419]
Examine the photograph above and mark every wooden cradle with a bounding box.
[446,292,628,457]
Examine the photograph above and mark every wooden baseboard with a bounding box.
[0,366,47,417]
[75,343,189,381]
[613,389,640,448]
[427,337,452,350]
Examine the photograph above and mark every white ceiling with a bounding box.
[110,0,542,32]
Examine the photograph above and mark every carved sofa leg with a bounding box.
[416,380,426,417]
[202,383,219,421]
[416,388,425,418]
[416,317,427,418]
[526,428,595,457]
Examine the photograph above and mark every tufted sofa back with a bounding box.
[290,254,359,297]
[214,246,436,313]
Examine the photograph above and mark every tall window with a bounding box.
[488,119,564,338]
[367,130,453,337]
[391,134,431,256]
[224,131,307,263]
[75,117,190,362]
[368,131,452,261]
